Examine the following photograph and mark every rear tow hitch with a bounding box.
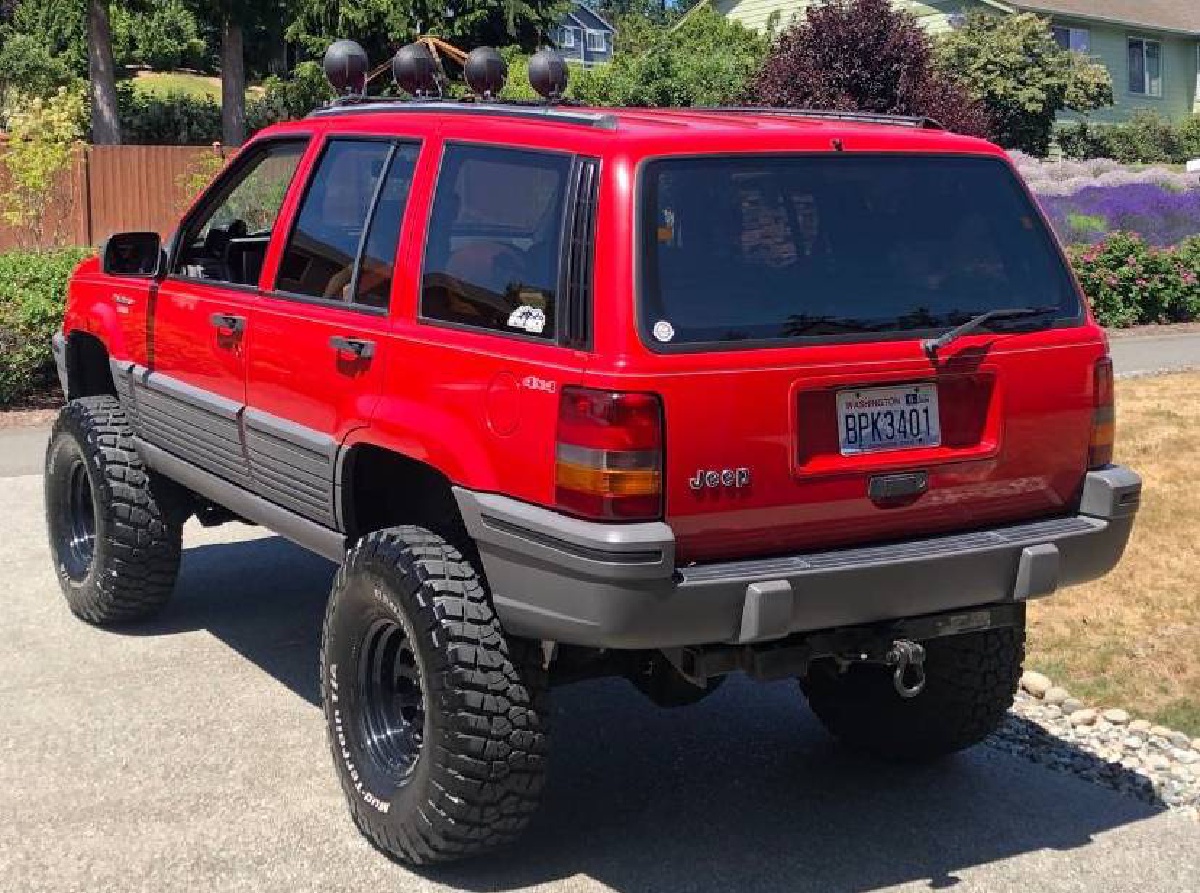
[885,639,926,698]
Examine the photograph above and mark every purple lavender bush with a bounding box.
[1010,152,1200,247]
[1039,183,1200,247]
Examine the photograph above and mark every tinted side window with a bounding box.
[276,139,391,301]
[174,139,306,285]
[354,144,420,309]
[421,145,571,339]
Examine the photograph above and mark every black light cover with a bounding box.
[323,39,369,95]
[464,47,507,98]
[393,43,439,97]
[528,49,569,101]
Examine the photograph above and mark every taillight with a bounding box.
[1089,357,1114,468]
[555,387,663,520]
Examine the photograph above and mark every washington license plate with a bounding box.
[837,383,941,455]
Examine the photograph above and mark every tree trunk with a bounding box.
[220,17,246,147]
[86,0,121,145]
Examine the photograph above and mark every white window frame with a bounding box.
[1128,36,1163,98]
[1051,25,1090,54]
[560,26,577,49]
[586,29,606,52]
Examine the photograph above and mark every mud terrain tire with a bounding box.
[801,623,1025,762]
[321,526,549,865]
[44,396,183,624]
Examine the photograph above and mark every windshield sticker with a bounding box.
[508,306,546,334]
[652,320,675,343]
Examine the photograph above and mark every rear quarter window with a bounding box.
[421,144,572,340]
[638,154,1081,349]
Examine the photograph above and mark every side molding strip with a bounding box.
[136,438,347,563]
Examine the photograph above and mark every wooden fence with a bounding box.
[0,144,223,252]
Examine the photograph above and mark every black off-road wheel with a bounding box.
[44,396,184,624]
[321,526,549,865]
[800,623,1025,762]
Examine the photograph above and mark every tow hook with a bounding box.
[885,639,927,698]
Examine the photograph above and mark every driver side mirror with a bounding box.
[100,231,164,278]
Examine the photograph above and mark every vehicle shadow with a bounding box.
[129,533,1169,893]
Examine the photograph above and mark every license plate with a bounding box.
[837,383,941,455]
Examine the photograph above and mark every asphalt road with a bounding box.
[2,471,1200,892]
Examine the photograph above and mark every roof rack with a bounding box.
[308,100,618,130]
[692,107,946,130]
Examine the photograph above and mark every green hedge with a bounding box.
[1057,111,1200,164]
[0,248,92,407]
[1067,233,1200,328]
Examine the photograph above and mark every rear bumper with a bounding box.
[454,466,1141,650]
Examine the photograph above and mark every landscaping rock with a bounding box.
[995,691,1200,820]
[1062,697,1085,715]
[1102,708,1130,725]
[1020,671,1053,698]
[1168,731,1192,749]
[1043,686,1069,705]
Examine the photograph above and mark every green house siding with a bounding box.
[709,0,1000,37]
[1049,19,1198,123]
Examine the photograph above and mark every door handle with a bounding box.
[329,336,375,359]
[209,312,246,334]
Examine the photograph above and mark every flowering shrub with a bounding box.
[1010,151,1197,197]
[1009,152,1200,248]
[1068,233,1200,328]
[1040,184,1200,247]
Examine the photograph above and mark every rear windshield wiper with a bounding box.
[922,306,1058,358]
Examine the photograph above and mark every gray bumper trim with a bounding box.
[454,467,1141,650]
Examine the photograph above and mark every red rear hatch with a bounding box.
[625,152,1105,564]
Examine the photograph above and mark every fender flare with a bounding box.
[338,400,501,494]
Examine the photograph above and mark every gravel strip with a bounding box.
[987,688,1200,822]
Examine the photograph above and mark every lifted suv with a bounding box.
[47,80,1140,864]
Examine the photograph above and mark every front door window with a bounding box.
[172,140,307,287]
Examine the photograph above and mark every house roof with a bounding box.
[1008,1,1200,36]
[562,3,616,33]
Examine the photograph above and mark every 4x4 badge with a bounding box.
[689,468,751,490]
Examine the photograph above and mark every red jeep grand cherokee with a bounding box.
[45,44,1140,865]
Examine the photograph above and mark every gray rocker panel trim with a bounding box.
[136,438,347,562]
[455,466,1142,649]
[112,363,339,526]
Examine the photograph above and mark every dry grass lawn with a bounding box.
[1027,371,1200,735]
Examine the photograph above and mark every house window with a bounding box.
[1051,25,1090,53]
[586,30,606,52]
[1128,37,1163,97]
[560,27,577,49]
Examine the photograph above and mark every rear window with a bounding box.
[638,155,1080,348]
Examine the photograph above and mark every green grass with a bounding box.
[127,70,264,102]
[1028,373,1200,737]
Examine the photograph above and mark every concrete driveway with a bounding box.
[2,470,1199,893]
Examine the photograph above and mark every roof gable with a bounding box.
[562,3,616,33]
